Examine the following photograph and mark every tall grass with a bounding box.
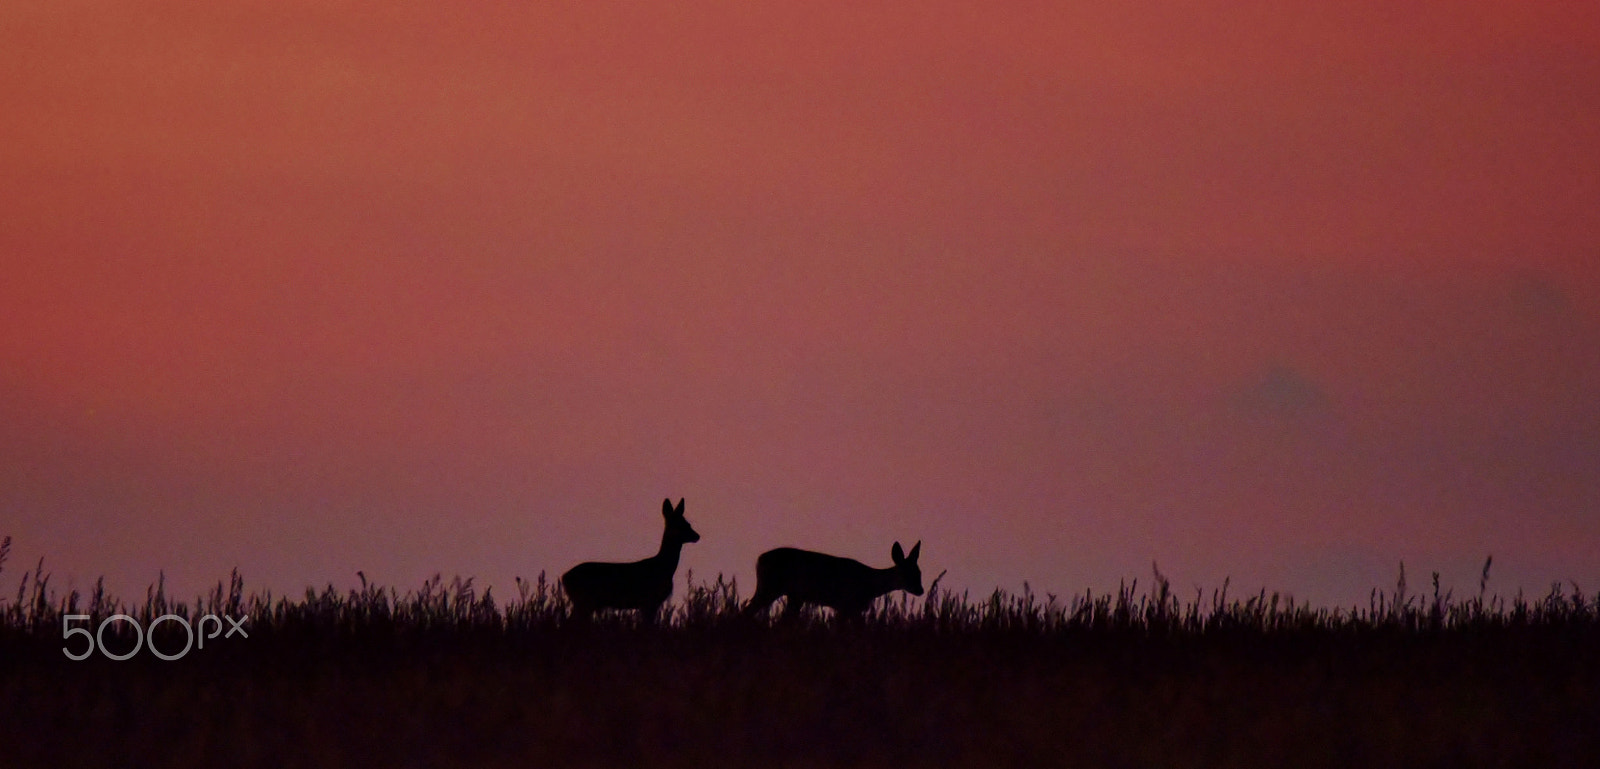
[3,535,1593,648]
[2,537,1596,768]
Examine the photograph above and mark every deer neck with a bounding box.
[652,530,685,574]
[869,565,902,598]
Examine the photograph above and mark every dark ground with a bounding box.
[3,621,1596,768]
[2,554,1595,768]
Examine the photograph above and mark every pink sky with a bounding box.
[3,2,1597,607]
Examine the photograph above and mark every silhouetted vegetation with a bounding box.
[2,537,1595,767]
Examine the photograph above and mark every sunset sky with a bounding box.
[3,1,1597,608]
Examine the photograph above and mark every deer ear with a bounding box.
[908,541,921,562]
[674,498,685,516]
[892,541,905,564]
[663,498,674,517]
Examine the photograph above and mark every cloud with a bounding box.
[1505,270,1571,321]
[1232,364,1327,418]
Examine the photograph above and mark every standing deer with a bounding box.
[562,498,699,623]
[743,541,923,621]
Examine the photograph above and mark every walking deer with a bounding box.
[561,498,699,622]
[743,541,923,620]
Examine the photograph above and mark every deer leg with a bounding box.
[742,589,779,619]
[567,603,594,628]
[643,602,666,628]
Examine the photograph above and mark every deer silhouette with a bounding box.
[743,541,923,621]
[561,497,699,623]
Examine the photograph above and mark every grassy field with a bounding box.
[1,538,1595,768]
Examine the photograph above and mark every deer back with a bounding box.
[562,556,675,611]
[756,547,889,612]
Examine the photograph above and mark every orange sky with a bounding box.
[3,1,1597,606]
